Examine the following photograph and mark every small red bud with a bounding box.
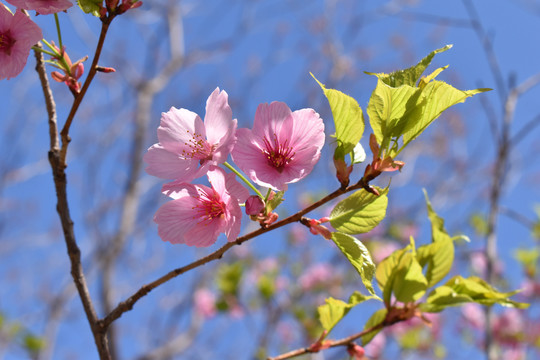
[245,195,264,216]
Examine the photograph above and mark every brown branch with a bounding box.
[99,7,186,357]
[267,322,385,360]
[34,14,124,360]
[59,17,114,166]
[100,179,373,329]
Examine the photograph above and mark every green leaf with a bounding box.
[77,0,102,16]
[331,233,378,295]
[416,190,455,288]
[318,292,378,335]
[330,187,389,235]
[361,308,387,345]
[258,274,276,301]
[366,45,453,88]
[266,190,285,213]
[366,80,419,147]
[392,252,428,303]
[311,73,365,159]
[348,290,380,305]
[318,297,351,334]
[376,245,409,305]
[401,81,490,149]
[216,262,243,296]
[421,276,529,312]
[23,334,45,354]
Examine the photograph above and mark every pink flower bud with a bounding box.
[245,195,264,215]
[347,343,365,359]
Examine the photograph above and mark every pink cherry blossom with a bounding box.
[193,288,217,318]
[144,88,237,183]
[5,0,73,15]
[232,102,325,191]
[299,263,333,290]
[154,167,248,247]
[0,7,42,80]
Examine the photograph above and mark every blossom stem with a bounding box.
[264,188,272,202]
[223,161,264,199]
[31,45,56,57]
[54,13,63,50]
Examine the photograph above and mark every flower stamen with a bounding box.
[261,133,295,173]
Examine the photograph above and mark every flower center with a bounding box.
[193,188,225,223]
[262,133,295,173]
[0,31,16,56]
[180,130,213,162]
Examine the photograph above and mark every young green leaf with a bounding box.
[331,233,378,295]
[400,81,490,150]
[311,73,365,159]
[392,252,428,303]
[318,292,379,335]
[366,45,453,88]
[416,190,455,288]
[361,308,387,345]
[421,276,529,312]
[366,80,419,148]
[330,187,389,235]
[216,262,243,296]
[375,245,409,305]
[318,297,351,334]
[77,0,102,16]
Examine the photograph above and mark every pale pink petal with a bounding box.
[224,172,249,203]
[183,219,223,247]
[157,107,206,155]
[0,8,42,80]
[143,144,197,180]
[154,195,200,244]
[252,102,293,141]
[204,88,237,163]
[6,0,73,15]
[206,166,228,198]
[288,109,325,162]
[224,201,242,242]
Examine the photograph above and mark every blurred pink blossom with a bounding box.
[493,308,524,345]
[6,0,73,15]
[0,7,42,80]
[371,241,399,263]
[193,288,216,318]
[299,263,333,290]
[144,88,237,183]
[364,332,386,359]
[232,101,325,191]
[461,303,485,330]
[154,167,248,247]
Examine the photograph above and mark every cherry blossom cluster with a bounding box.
[144,88,325,247]
[0,0,140,81]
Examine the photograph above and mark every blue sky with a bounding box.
[0,0,539,359]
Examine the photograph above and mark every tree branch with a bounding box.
[100,179,374,329]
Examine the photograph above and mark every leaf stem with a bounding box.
[223,161,264,199]
[54,13,63,50]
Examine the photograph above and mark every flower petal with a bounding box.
[157,107,206,155]
[143,144,198,180]
[154,194,199,245]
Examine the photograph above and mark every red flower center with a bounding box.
[0,31,16,56]
[262,134,295,173]
[193,188,225,223]
[180,130,213,162]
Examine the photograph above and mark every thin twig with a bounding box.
[267,323,385,360]
[100,179,373,329]
[35,14,121,360]
[59,17,113,166]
